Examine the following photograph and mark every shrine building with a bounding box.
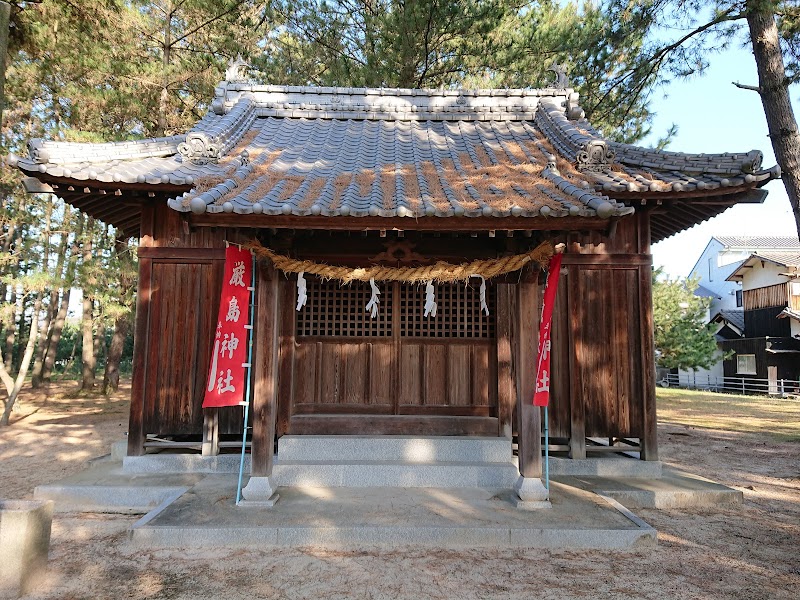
[11,66,779,504]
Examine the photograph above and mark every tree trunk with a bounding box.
[42,215,83,383]
[80,294,95,391]
[31,204,61,388]
[102,315,129,394]
[102,237,135,395]
[80,220,96,391]
[3,287,16,370]
[746,1,800,236]
[158,0,173,137]
[1,293,42,425]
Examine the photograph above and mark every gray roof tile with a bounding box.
[14,80,781,227]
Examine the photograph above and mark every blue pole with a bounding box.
[236,253,257,505]
[543,406,550,490]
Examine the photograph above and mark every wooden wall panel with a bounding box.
[447,345,471,406]
[399,345,422,406]
[342,343,369,404]
[320,344,341,404]
[423,345,447,405]
[292,342,317,405]
[141,259,226,436]
[743,283,788,311]
[571,266,643,439]
[548,269,572,439]
[471,345,491,407]
[369,343,394,405]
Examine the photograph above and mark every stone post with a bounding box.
[0,500,54,598]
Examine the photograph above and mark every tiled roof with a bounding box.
[10,79,781,237]
[751,250,800,267]
[777,307,800,322]
[695,284,720,299]
[713,236,800,250]
[715,309,745,332]
[726,250,800,281]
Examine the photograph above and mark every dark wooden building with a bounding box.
[723,251,800,386]
[13,73,779,500]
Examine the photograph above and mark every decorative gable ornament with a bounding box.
[178,132,223,165]
[576,139,616,174]
[547,64,570,90]
[225,55,250,83]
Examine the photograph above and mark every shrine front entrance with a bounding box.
[276,277,500,436]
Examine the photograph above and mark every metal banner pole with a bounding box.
[236,254,257,505]
[543,406,550,490]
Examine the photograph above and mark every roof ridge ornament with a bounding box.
[225,55,250,83]
[179,132,222,165]
[548,63,569,90]
[576,139,616,174]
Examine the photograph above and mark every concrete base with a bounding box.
[239,476,279,507]
[0,500,53,599]
[514,476,549,501]
[557,469,744,509]
[549,456,663,478]
[34,462,203,514]
[130,478,655,550]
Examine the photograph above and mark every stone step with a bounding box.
[277,435,513,464]
[272,460,519,488]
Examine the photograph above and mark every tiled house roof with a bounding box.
[10,79,780,239]
[714,309,745,332]
[713,236,800,249]
[726,251,800,281]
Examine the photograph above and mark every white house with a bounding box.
[677,236,800,388]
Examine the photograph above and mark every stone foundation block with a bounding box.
[0,500,53,598]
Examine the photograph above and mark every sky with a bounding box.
[645,44,799,278]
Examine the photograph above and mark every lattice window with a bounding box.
[296,277,392,337]
[399,282,495,339]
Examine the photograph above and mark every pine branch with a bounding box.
[733,81,763,92]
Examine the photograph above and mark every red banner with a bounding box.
[533,253,563,407]
[203,246,253,408]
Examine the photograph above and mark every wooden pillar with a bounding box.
[567,265,586,459]
[127,204,154,457]
[639,262,658,461]
[516,271,541,478]
[496,284,515,439]
[201,409,219,456]
[276,277,295,437]
[251,264,280,477]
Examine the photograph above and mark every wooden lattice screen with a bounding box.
[296,277,495,338]
[399,282,495,338]
[296,278,393,337]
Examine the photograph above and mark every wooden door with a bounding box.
[282,276,498,435]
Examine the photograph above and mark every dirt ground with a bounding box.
[1,381,798,600]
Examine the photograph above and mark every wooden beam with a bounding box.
[289,415,499,436]
[568,265,586,459]
[251,263,280,477]
[276,278,295,437]
[137,247,226,260]
[496,284,515,438]
[516,272,541,478]
[560,254,651,266]
[126,204,155,457]
[188,213,614,233]
[201,409,219,456]
[638,264,658,461]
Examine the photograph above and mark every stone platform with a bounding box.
[128,476,655,550]
[32,436,743,551]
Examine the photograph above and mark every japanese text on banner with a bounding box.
[533,253,563,407]
[203,246,253,408]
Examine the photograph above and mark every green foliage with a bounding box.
[254,1,665,142]
[652,269,720,371]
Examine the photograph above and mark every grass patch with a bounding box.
[657,387,800,442]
